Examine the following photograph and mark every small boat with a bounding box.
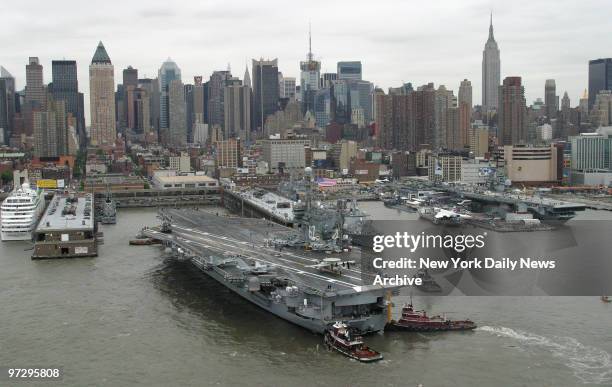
[129,238,157,246]
[387,302,476,332]
[601,296,611,303]
[324,322,383,362]
[418,206,465,226]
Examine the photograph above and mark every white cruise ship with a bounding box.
[1,172,46,241]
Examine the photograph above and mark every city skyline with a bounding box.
[1,0,611,126]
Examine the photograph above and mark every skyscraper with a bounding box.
[122,65,138,130]
[158,58,182,137]
[132,88,151,135]
[252,58,279,133]
[138,78,160,139]
[588,58,612,109]
[0,67,16,145]
[373,90,414,151]
[544,79,557,121]
[314,87,332,128]
[89,42,116,145]
[320,73,337,89]
[224,77,251,141]
[498,76,527,145]
[279,75,296,100]
[208,70,232,129]
[33,98,66,158]
[23,57,46,138]
[192,76,206,141]
[25,57,46,110]
[561,91,570,121]
[168,79,186,147]
[300,26,320,116]
[337,61,362,81]
[560,91,572,138]
[482,13,500,114]
[590,90,612,127]
[51,60,84,144]
[414,83,436,148]
[433,85,455,149]
[349,80,374,124]
[331,80,349,124]
[458,79,472,149]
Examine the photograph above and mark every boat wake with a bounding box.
[477,326,612,385]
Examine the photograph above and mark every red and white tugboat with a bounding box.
[324,322,383,363]
[387,302,476,332]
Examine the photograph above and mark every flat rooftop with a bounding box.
[240,190,294,220]
[154,175,217,183]
[37,192,94,232]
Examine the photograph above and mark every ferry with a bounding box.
[1,172,46,241]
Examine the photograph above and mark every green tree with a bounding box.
[1,171,12,184]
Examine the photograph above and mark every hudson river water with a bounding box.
[1,204,611,386]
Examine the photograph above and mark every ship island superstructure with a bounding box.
[141,209,396,334]
[1,170,46,241]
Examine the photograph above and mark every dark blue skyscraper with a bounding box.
[51,60,84,144]
[0,66,16,145]
[252,58,279,132]
[588,58,612,109]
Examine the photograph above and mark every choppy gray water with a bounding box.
[1,205,611,386]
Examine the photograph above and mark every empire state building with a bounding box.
[482,13,500,114]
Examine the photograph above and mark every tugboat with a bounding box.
[601,295,611,303]
[324,322,383,362]
[387,301,476,332]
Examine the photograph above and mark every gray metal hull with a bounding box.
[189,254,387,334]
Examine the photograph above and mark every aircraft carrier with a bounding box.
[141,209,395,334]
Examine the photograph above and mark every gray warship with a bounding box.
[141,209,396,334]
[100,195,116,224]
[96,189,117,225]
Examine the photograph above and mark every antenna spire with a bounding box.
[308,22,313,61]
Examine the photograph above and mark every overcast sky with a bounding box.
[2,0,611,124]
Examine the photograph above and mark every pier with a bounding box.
[32,192,98,259]
[93,187,221,208]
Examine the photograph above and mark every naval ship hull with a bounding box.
[189,255,387,334]
[143,210,393,335]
